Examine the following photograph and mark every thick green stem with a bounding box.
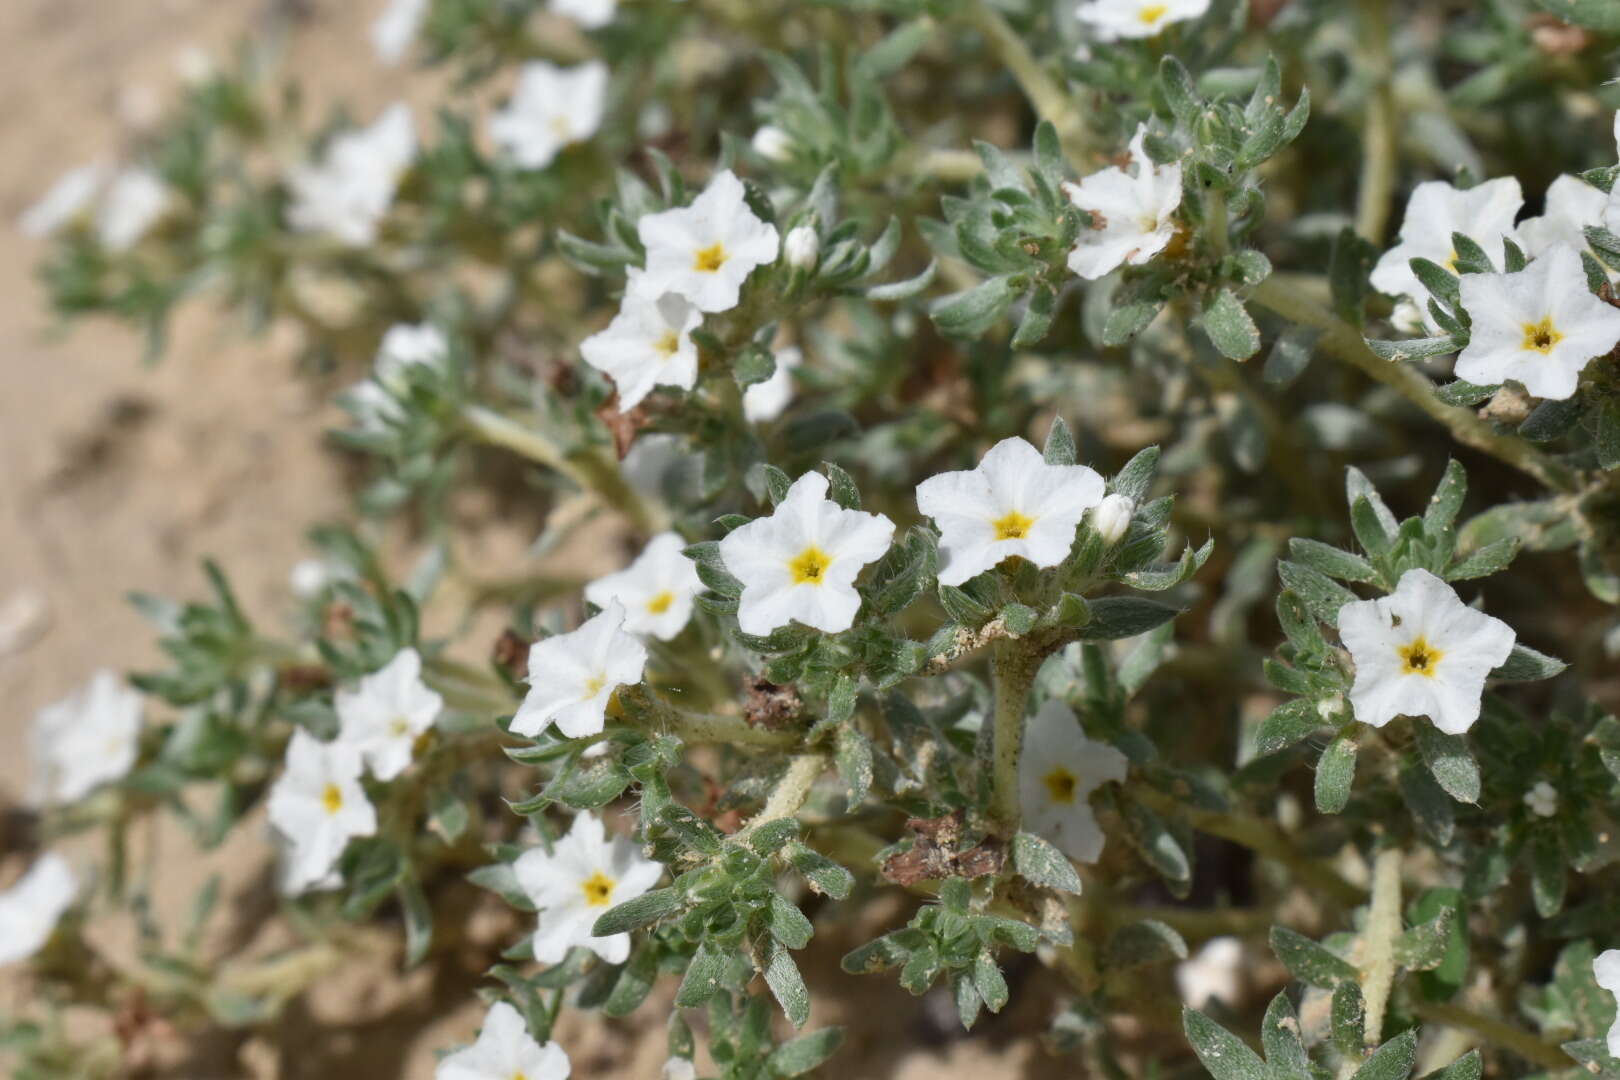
[959,0,1092,167]
[461,405,669,534]
[1354,0,1397,244]
[1359,846,1403,1047]
[988,643,1042,830]
[1247,279,1580,493]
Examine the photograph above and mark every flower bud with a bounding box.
[751,124,793,162]
[784,225,820,270]
[1092,493,1134,545]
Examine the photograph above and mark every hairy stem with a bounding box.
[1247,278,1580,493]
[460,405,669,534]
[959,0,1092,167]
[1354,0,1397,244]
[988,643,1042,830]
[1359,846,1403,1047]
[740,752,829,837]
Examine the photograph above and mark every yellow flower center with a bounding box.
[390,715,411,737]
[1520,317,1562,354]
[1398,637,1443,677]
[583,673,607,698]
[992,510,1035,541]
[693,243,728,273]
[653,330,681,359]
[646,590,675,614]
[1138,2,1169,23]
[549,114,574,142]
[581,870,616,907]
[788,546,831,585]
[321,783,344,815]
[1043,768,1078,804]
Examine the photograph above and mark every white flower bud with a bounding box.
[1092,493,1134,545]
[752,124,793,162]
[1524,780,1558,819]
[784,225,820,270]
[663,1058,698,1080]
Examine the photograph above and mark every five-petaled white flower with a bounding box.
[1455,245,1620,400]
[1518,175,1607,260]
[718,472,895,636]
[512,600,648,739]
[375,322,448,387]
[19,163,103,238]
[32,669,143,806]
[489,61,609,171]
[1596,950,1620,1057]
[335,647,444,781]
[371,0,428,64]
[1018,700,1128,863]
[1076,0,1211,40]
[267,729,378,895]
[512,812,663,964]
[580,272,702,409]
[98,168,170,252]
[550,0,617,29]
[915,436,1105,587]
[1524,780,1558,819]
[743,346,802,424]
[637,170,780,313]
[436,1000,572,1080]
[584,533,703,641]
[1062,124,1183,280]
[0,853,78,967]
[287,103,416,247]
[1370,178,1522,332]
[1337,568,1515,735]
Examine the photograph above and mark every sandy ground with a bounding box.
[0,3,1104,1077]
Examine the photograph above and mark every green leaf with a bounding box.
[1011,286,1057,348]
[768,1027,844,1077]
[823,462,861,510]
[1434,380,1499,407]
[675,941,726,1007]
[1270,925,1357,987]
[1001,602,1038,635]
[1261,992,1310,1074]
[1105,920,1188,970]
[1183,1008,1271,1080]
[1393,908,1454,972]
[594,887,684,936]
[1352,1030,1418,1080]
[1597,403,1620,471]
[1414,724,1479,804]
[1012,831,1083,894]
[1277,560,1360,625]
[787,844,854,899]
[1079,596,1184,640]
[1331,982,1366,1057]
[866,259,937,301]
[1489,643,1567,682]
[1199,289,1262,360]
[1257,699,1325,755]
[1425,1051,1482,1080]
[767,892,815,950]
[1054,592,1092,628]
[973,950,1010,1013]
[1288,538,1377,583]
[835,725,874,806]
[604,947,659,1017]
[1113,446,1161,503]
[1315,735,1357,814]
[1044,417,1077,466]
[398,876,433,969]
[764,939,811,1027]
[1364,335,1462,362]
[1446,537,1519,581]
[1534,0,1620,30]
[1424,460,1468,538]
[931,275,1020,339]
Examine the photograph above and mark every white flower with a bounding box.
[19,164,103,238]
[915,436,1105,587]
[512,813,663,964]
[1091,493,1135,547]
[375,322,448,386]
[1524,780,1558,818]
[98,168,169,252]
[1519,176,1607,260]
[1596,950,1620,1058]
[1337,568,1516,735]
[580,273,702,409]
[1369,178,1522,332]
[662,1058,698,1080]
[550,0,617,29]
[752,125,793,162]
[32,669,143,805]
[784,225,820,270]
[512,600,648,739]
[1455,245,1620,401]
[437,1001,571,1080]
[287,103,416,247]
[371,0,428,64]
[267,729,378,895]
[637,170,781,313]
[0,853,78,966]
[290,558,336,598]
[1175,936,1244,1008]
[335,648,444,781]
[743,346,802,424]
[1076,0,1210,41]
[1018,700,1128,863]
[1062,124,1183,280]
[584,533,703,641]
[488,61,609,171]
[718,473,895,636]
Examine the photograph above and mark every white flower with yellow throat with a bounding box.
[513,812,663,964]
[584,532,703,641]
